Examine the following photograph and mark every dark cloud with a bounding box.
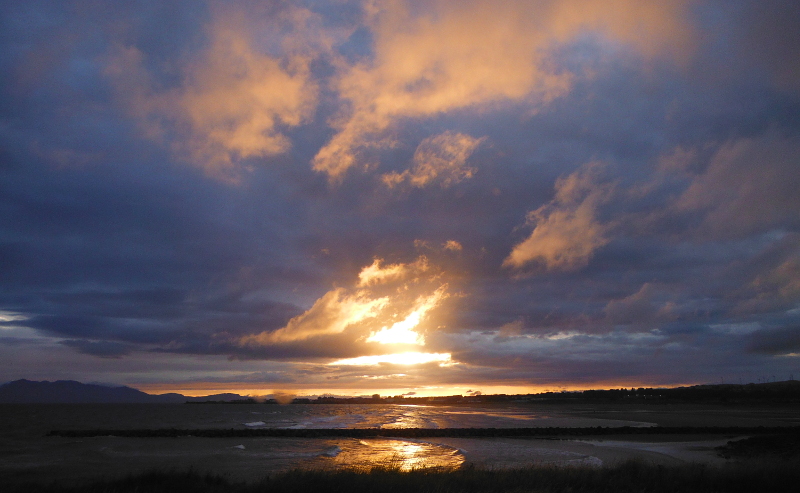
[736,0,800,95]
[747,325,800,355]
[60,339,133,359]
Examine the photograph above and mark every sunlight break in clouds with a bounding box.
[366,286,448,345]
[330,352,452,366]
[240,256,450,365]
[504,164,612,271]
[240,288,388,344]
[313,0,694,180]
[0,310,28,323]
[382,132,485,188]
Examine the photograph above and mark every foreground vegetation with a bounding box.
[7,458,800,493]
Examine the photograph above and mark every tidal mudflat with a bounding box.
[1,402,797,487]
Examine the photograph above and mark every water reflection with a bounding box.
[325,439,464,471]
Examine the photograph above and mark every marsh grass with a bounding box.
[6,459,800,493]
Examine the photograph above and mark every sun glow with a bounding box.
[330,352,452,366]
[365,286,447,345]
[366,311,425,344]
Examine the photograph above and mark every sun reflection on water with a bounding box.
[329,439,464,471]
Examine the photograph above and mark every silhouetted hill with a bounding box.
[0,380,248,403]
[0,379,181,403]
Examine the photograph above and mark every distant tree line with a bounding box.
[184,380,800,405]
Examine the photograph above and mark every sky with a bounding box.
[1,0,799,397]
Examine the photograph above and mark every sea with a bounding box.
[1,402,792,484]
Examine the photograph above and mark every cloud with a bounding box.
[493,319,525,341]
[443,240,462,252]
[330,352,451,366]
[736,0,800,94]
[0,310,28,324]
[60,339,132,359]
[239,288,388,344]
[747,325,800,355]
[312,0,694,180]
[604,283,676,328]
[382,132,485,188]
[504,164,613,271]
[734,233,800,314]
[753,254,800,303]
[674,132,800,239]
[357,256,429,286]
[239,256,449,357]
[365,286,447,345]
[105,6,319,181]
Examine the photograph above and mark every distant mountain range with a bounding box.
[0,379,248,403]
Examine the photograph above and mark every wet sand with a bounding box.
[552,403,800,428]
[0,433,742,486]
[427,434,737,469]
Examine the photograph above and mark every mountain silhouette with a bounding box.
[0,379,245,403]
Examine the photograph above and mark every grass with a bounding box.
[6,458,800,493]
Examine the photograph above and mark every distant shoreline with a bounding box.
[47,425,800,439]
[3,379,800,404]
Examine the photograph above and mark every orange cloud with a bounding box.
[175,22,316,174]
[382,132,485,188]
[105,7,319,182]
[443,240,463,252]
[357,256,429,287]
[504,163,612,271]
[314,0,694,180]
[240,288,388,345]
